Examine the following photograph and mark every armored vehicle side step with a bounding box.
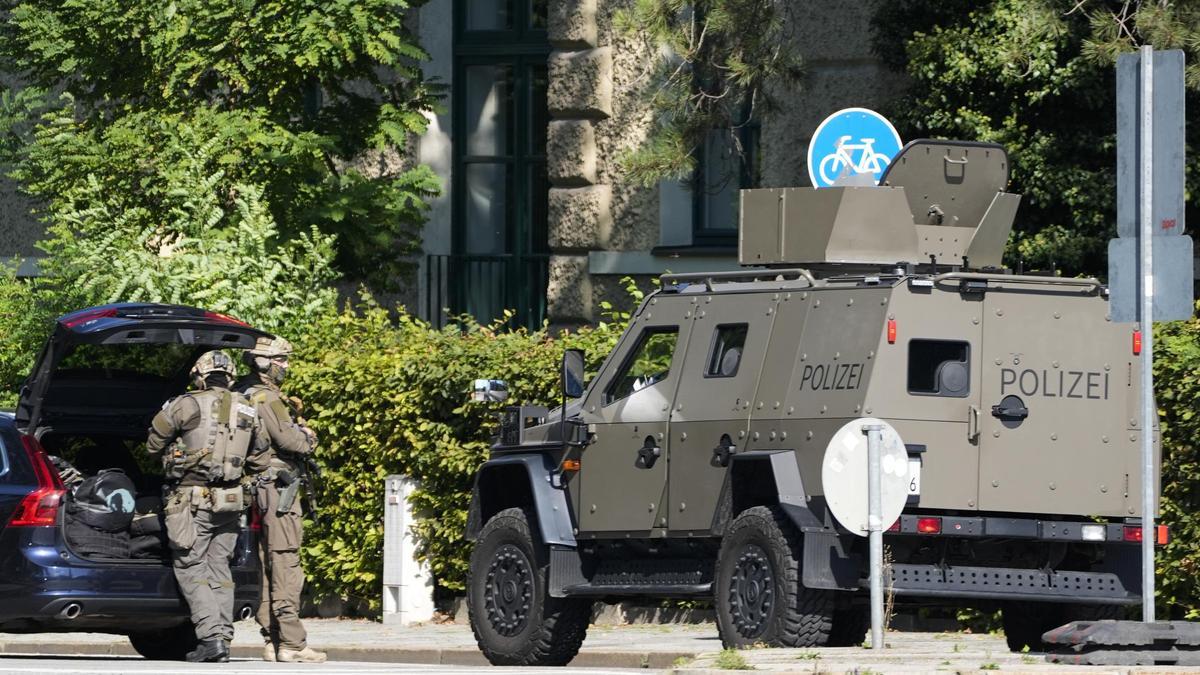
[551,549,715,598]
[1045,621,1200,666]
[562,582,712,598]
[879,564,1137,604]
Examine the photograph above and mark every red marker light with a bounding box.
[916,517,941,534]
[887,319,897,344]
[887,519,900,532]
[1157,525,1169,545]
[1133,330,1142,355]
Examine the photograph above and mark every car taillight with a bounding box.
[1123,524,1169,545]
[61,307,118,328]
[204,310,250,327]
[9,435,65,527]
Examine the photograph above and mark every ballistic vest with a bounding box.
[172,388,257,485]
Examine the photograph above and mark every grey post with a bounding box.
[865,424,884,648]
[1139,44,1155,623]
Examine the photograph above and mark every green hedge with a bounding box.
[287,302,627,607]
[1154,319,1200,619]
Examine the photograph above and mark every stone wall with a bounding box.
[545,0,659,323]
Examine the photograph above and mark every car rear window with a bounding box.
[0,423,36,485]
[56,343,199,379]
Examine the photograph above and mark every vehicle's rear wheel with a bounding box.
[1002,601,1124,652]
[467,507,592,666]
[128,621,198,660]
[715,505,833,648]
[827,605,871,647]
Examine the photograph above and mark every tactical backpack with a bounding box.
[167,389,257,483]
[66,468,136,532]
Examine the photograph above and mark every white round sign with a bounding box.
[821,418,909,537]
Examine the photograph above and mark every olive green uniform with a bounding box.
[236,374,314,652]
[147,387,268,644]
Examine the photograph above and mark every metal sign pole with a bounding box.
[1138,44,1156,623]
[865,423,884,648]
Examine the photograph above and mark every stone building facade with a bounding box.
[416,0,905,327]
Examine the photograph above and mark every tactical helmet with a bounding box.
[248,336,293,358]
[191,350,235,388]
[191,350,236,378]
[245,335,293,385]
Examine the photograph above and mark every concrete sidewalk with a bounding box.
[0,620,1196,672]
[0,618,712,669]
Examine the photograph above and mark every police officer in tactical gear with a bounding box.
[236,336,327,664]
[147,350,269,663]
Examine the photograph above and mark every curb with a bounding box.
[0,641,700,669]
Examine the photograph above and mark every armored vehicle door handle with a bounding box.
[968,405,980,443]
[636,436,661,469]
[712,434,737,468]
[991,398,1029,420]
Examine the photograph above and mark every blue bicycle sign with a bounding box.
[806,108,903,188]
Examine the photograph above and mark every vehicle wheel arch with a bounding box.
[466,454,575,548]
[712,450,861,592]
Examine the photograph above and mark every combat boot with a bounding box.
[185,639,230,663]
[277,646,327,663]
[262,641,277,662]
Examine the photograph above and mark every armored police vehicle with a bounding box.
[464,140,1159,666]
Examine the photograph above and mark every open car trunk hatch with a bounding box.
[15,303,272,437]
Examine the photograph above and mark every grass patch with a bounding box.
[980,663,1000,670]
[714,648,753,670]
[795,651,821,660]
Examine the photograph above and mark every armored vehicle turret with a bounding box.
[464,140,1158,666]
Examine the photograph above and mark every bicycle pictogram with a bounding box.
[806,108,902,189]
[818,135,892,185]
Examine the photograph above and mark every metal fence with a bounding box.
[425,254,550,330]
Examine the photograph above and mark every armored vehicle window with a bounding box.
[908,340,970,397]
[705,324,748,378]
[604,328,679,404]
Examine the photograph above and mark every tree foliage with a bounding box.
[873,0,1200,277]
[1,0,440,287]
[616,0,803,186]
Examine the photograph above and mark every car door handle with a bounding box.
[991,398,1028,420]
[712,434,737,467]
[636,437,661,469]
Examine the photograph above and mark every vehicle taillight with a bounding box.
[9,435,65,527]
[204,310,250,327]
[61,307,118,328]
[1123,524,1169,545]
[916,517,942,534]
[886,519,900,532]
[887,319,897,344]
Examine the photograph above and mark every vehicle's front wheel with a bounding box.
[715,505,833,648]
[467,507,591,666]
[128,621,198,660]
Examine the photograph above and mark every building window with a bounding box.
[444,0,550,328]
[693,126,758,245]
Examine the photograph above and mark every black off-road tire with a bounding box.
[827,605,871,647]
[128,621,198,660]
[715,505,834,648]
[466,507,592,666]
[1003,601,1124,652]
